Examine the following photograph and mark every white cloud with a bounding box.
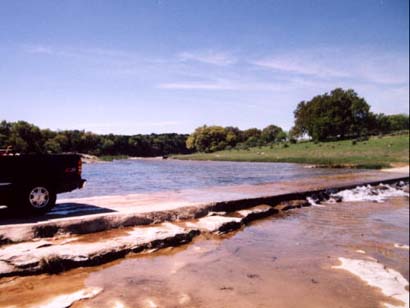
[25,45,54,55]
[252,49,409,86]
[22,44,174,79]
[158,80,236,90]
[178,50,236,66]
[354,54,409,85]
[253,57,350,78]
[22,44,409,112]
[158,79,301,92]
[26,45,139,62]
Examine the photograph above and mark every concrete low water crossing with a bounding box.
[0,183,408,308]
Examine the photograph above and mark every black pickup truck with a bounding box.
[0,153,86,214]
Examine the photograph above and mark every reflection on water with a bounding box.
[0,197,408,308]
[62,159,362,198]
[80,197,408,308]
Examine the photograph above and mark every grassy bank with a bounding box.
[172,133,409,169]
[98,155,129,161]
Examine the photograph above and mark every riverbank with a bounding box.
[172,133,409,169]
[81,154,165,163]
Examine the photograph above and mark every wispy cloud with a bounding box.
[252,49,409,86]
[158,80,236,90]
[178,50,236,66]
[252,57,350,78]
[24,44,143,62]
[23,44,409,96]
[158,78,300,92]
[25,45,55,55]
[22,44,177,80]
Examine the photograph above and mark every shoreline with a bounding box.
[81,154,166,164]
[381,165,409,173]
[82,152,410,172]
[171,134,409,169]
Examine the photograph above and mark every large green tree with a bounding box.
[186,125,229,153]
[292,88,371,141]
[261,125,287,143]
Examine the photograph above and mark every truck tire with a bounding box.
[17,184,57,215]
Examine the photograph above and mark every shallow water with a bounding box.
[1,196,408,308]
[62,159,361,198]
[81,197,409,308]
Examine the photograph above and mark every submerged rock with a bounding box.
[0,204,286,277]
[333,257,409,308]
[276,199,310,211]
[0,223,198,277]
[237,204,278,223]
[38,287,103,308]
[186,216,242,233]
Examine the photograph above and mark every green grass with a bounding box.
[98,155,129,161]
[173,133,410,169]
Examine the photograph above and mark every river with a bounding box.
[62,159,362,198]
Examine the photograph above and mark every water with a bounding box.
[2,196,408,308]
[332,183,409,203]
[65,196,409,308]
[62,159,362,198]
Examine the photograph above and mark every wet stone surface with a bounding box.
[0,182,408,279]
[0,188,408,308]
[0,205,278,277]
[1,172,407,247]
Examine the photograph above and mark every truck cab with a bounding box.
[0,151,86,215]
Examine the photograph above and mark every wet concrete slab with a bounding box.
[0,205,282,278]
[0,195,408,308]
[0,171,408,243]
[0,180,408,280]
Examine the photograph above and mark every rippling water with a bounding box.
[62,159,362,198]
[5,197,404,308]
[81,197,408,308]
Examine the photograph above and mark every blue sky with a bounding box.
[0,0,408,134]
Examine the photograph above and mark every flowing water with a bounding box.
[62,159,362,198]
[1,194,408,308]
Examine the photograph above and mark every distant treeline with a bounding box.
[0,121,191,156]
[1,88,409,156]
[186,124,287,153]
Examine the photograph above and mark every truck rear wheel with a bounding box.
[17,184,56,215]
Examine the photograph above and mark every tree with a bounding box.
[224,126,241,146]
[186,125,228,153]
[186,124,286,152]
[386,114,409,131]
[241,128,261,141]
[45,138,62,153]
[9,121,45,153]
[367,113,409,135]
[292,88,371,141]
[261,125,286,143]
[0,120,191,156]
